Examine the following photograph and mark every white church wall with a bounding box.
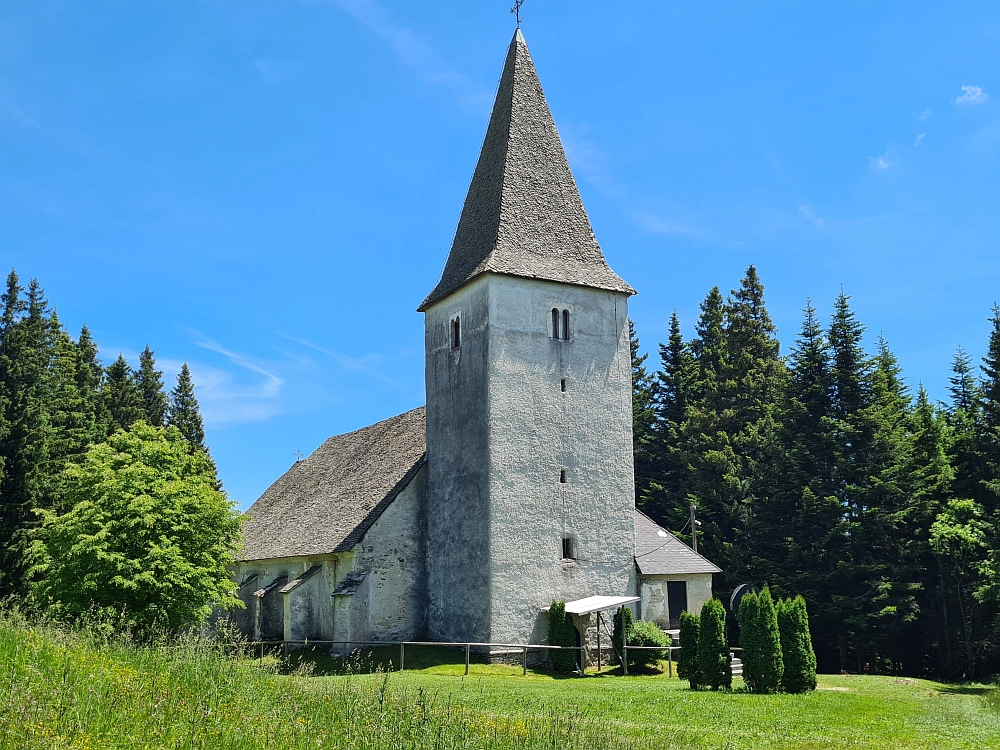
[639,573,714,626]
[353,464,428,641]
[486,275,636,645]
[424,277,493,642]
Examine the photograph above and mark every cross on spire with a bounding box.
[510,0,524,27]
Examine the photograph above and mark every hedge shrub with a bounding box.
[612,605,633,667]
[678,611,701,689]
[697,598,731,690]
[777,595,817,693]
[625,619,670,671]
[740,587,783,693]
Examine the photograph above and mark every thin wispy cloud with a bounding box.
[915,108,933,120]
[325,0,490,112]
[956,85,988,105]
[870,153,891,170]
[631,212,702,237]
[279,333,421,399]
[915,133,926,146]
[254,59,304,84]
[0,88,42,130]
[798,204,824,227]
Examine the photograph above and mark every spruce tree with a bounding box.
[168,363,206,451]
[0,275,55,594]
[102,354,143,435]
[641,311,695,531]
[677,287,734,575]
[752,301,841,633]
[43,314,92,512]
[137,345,168,427]
[697,598,731,690]
[630,321,658,504]
[74,325,105,444]
[777,595,817,692]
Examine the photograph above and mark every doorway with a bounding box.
[667,581,688,629]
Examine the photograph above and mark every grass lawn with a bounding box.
[3,616,998,749]
[297,645,1000,749]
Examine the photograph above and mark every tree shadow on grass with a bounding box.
[936,685,992,696]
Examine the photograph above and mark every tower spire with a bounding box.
[419,30,633,312]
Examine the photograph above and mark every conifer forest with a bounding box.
[631,265,1000,680]
[0,270,218,606]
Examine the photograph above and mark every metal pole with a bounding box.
[465,644,470,676]
[597,612,602,673]
[668,642,673,678]
[522,647,527,676]
[690,502,698,553]
[622,627,628,676]
[400,643,405,672]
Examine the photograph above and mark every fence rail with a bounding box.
[243,638,686,678]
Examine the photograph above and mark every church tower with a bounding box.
[420,30,637,645]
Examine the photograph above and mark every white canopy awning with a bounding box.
[544,595,640,616]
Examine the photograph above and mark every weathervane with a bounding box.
[510,0,525,27]
[294,449,303,463]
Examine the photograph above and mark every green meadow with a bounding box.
[2,615,998,750]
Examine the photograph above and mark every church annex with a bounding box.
[232,30,719,651]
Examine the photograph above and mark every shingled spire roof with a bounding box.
[418,29,634,312]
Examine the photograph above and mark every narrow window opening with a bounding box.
[451,318,461,349]
[561,537,575,560]
[551,308,560,339]
[560,378,566,392]
[559,469,567,483]
[562,309,570,341]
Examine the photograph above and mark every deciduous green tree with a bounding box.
[28,422,243,634]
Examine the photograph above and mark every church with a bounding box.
[231,29,719,656]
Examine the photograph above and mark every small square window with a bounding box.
[562,537,575,560]
[451,318,461,349]
[559,469,566,483]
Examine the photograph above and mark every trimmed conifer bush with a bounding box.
[547,601,577,673]
[740,587,783,693]
[678,611,701,689]
[697,598,731,690]
[777,595,818,693]
[612,605,633,669]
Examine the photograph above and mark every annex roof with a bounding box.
[562,595,640,616]
[634,510,722,576]
[418,29,634,312]
[240,407,426,561]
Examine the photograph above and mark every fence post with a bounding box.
[400,643,405,672]
[622,629,628,676]
[668,642,673,678]
[464,644,470,676]
[522,647,527,676]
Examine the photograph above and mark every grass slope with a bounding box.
[2,617,998,749]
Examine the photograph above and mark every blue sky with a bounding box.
[3,1,999,507]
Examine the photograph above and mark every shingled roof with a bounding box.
[634,510,721,576]
[241,407,426,561]
[418,29,634,312]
